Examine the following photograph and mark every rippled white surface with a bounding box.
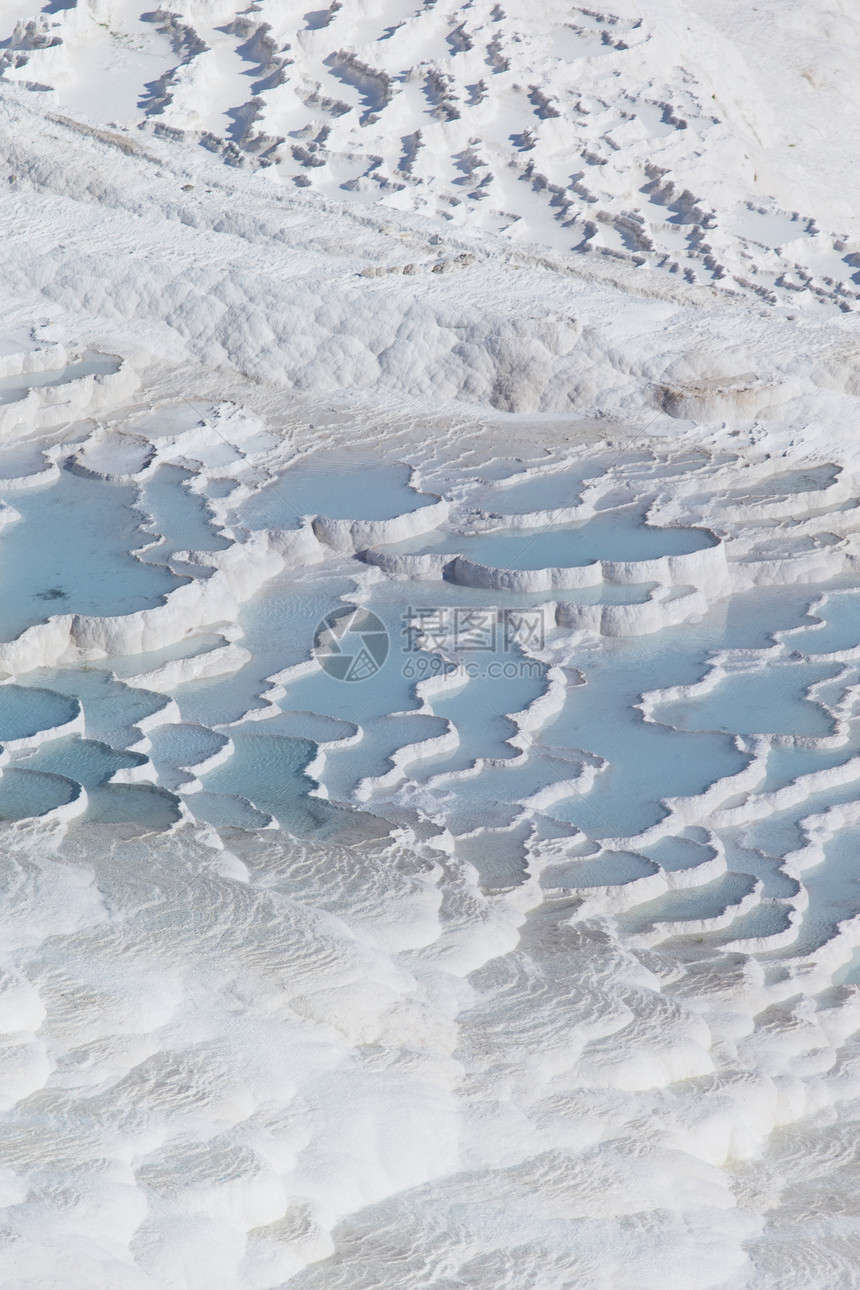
[1,426,860,1289]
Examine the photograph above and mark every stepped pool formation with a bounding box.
[6,3,860,1283]
[0,357,858,1285]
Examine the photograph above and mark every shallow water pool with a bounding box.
[0,471,181,640]
[378,506,714,569]
[0,352,120,405]
[235,453,435,528]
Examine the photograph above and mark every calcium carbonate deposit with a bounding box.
[1,0,860,1286]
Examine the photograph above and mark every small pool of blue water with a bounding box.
[85,783,182,828]
[730,464,839,502]
[761,738,860,795]
[623,870,758,933]
[139,465,230,561]
[434,747,586,815]
[0,685,78,743]
[552,849,655,888]
[657,661,841,737]
[644,833,715,873]
[377,506,714,570]
[784,591,860,655]
[203,478,240,500]
[681,583,853,653]
[709,903,796,946]
[720,832,799,899]
[783,824,860,957]
[108,631,227,681]
[146,723,227,776]
[306,580,548,794]
[175,570,355,729]
[19,736,146,786]
[283,667,444,802]
[471,462,606,514]
[530,630,752,838]
[454,822,534,887]
[0,767,79,819]
[197,733,340,834]
[19,670,168,752]
[0,353,120,405]
[743,776,860,861]
[234,453,435,529]
[0,471,181,640]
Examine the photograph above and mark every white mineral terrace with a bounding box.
[0,339,855,1282]
[2,3,860,1285]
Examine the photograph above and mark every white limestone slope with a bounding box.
[3,0,860,316]
[0,5,859,1290]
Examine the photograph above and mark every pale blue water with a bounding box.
[409,652,547,782]
[145,723,227,778]
[234,453,435,529]
[712,903,796,945]
[9,687,186,831]
[139,465,230,560]
[760,742,860,794]
[730,464,839,501]
[453,822,535,887]
[273,578,846,832]
[407,620,744,836]
[280,579,547,797]
[378,506,714,569]
[19,670,168,752]
[198,733,340,834]
[85,782,182,827]
[552,849,656,888]
[657,662,841,737]
[0,352,120,405]
[644,832,715,873]
[0,471,180,640]
[203,478,240,500]
[781,825,860,957]
[622,870,758,933]
[785,591,860,654]
[175,570,355,729]
[520,589,822,839]
[0,685,78,742]
[19,736,146,786]
[188,790,272,830]
[743,777,860,860]
[720,832,800,899]
[0,457,857,872]
[172,570,451,804]
[108,631,227,681]
[543,665,748,838]
[472,462,606,514]
[678,583,846,651]
[282,660,445,802]
[429,747,587,815]
[0,767,79,819]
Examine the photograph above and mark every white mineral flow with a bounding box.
[1,1,860,1287]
